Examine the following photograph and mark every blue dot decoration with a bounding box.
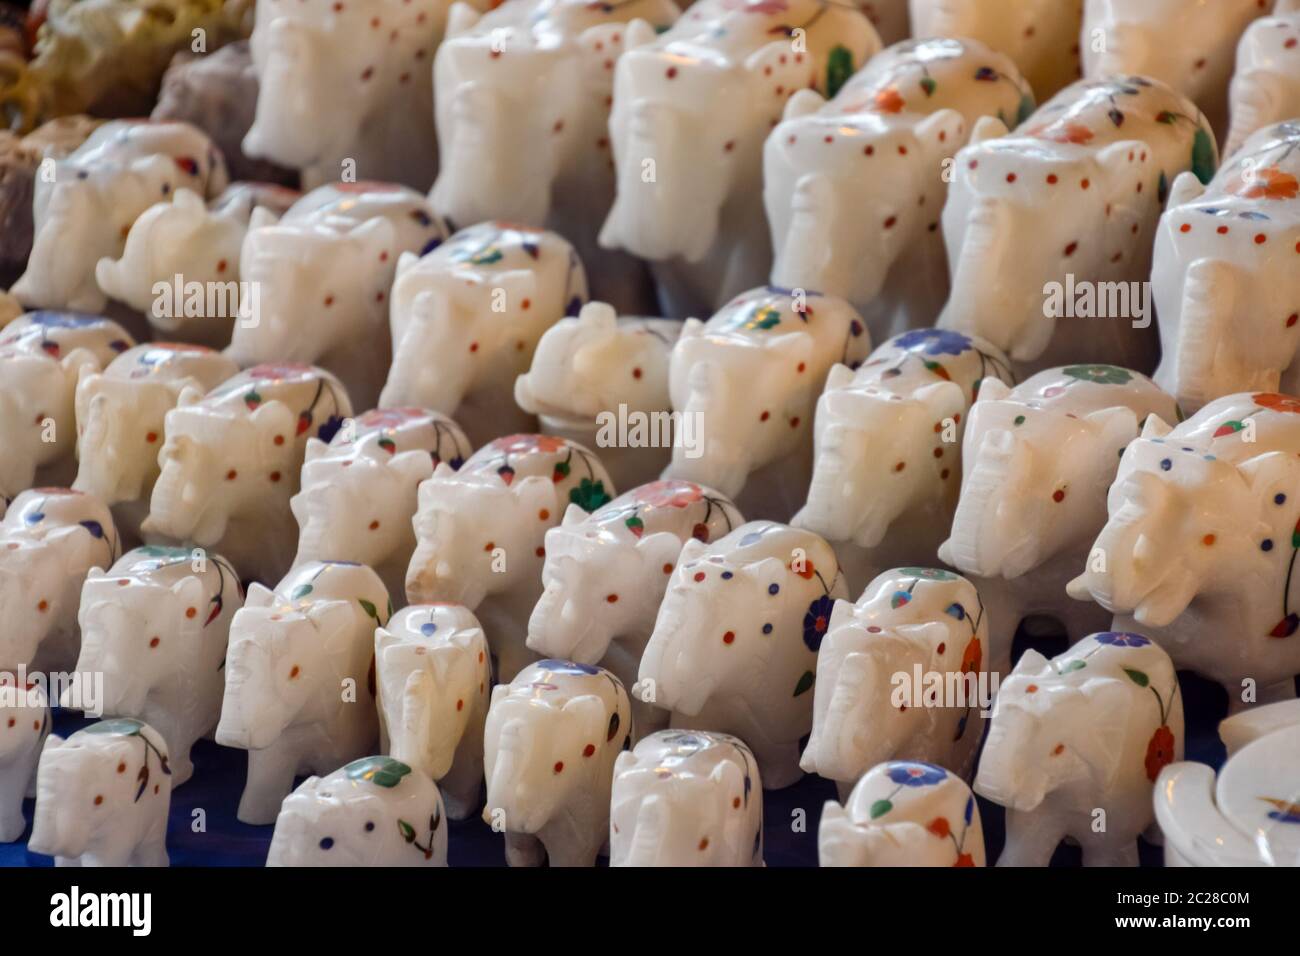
[320,837,334,850]
[1160,459,1172,471]
[768,583,780,595]
[1262,539,1274,552]
[420,622,437,636]
[762,623,773,634]
[1277,493,1288,505]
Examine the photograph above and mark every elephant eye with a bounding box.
[319,837,334,850]
[364,821,375,833]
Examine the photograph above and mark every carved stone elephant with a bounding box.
[527,479,743,741]
[909,0,1083,101]
[11,120,228,314]
[380,222,587,447]
[515,302,683,490]
[483,659,632,866]
[431,0,679,313]
[638,520,850,789]
[216,560,388,824]
[1082,0,1268,141]
[68,546,243,785]
[938,366,1178,673]
[599,0,882,318]
[662,286,872,521]
[406,433,616,681]
[975,631,1183,867]
[1068,392,1300,709]
[1151,123,1300,415]
[73,343,239,545]
[1225,2,1300,158]
[937,75,1218,375]
[290,406,472,600]
[766,37,1033,339]
[794,328,1014,593]
[820,760,985,866]
[610,730,764,866]
[0,311,135,498]
[802,568,991,797]
[229,182,450,408]
[143,363,353,585]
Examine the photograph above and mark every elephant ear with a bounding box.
[308,599,358,657]
[249,400,298,460]
[171,574,207,626]
[1241,451,1300,534]
[782,88,824,122]
[969,115,1008,145]
[1166,170,1206,208]
[635,531,684,577]
[914,109,965,155]
[245,581,276,609]
[1085,406,1140,466]
[387,449,435,487]
[560,693,606,749]
[709,758,749,845]
[445,1,481,37]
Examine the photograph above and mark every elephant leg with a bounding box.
[504,831,546,868]
[541,813,602,868]
[438,760,483,823]
[55,855,84,867]
[131,818,170,867]
[237,748,299,826]
[0,774,27,842]
[1083,839,1139,868]
[749,735,804,791]
[997,809,1065,867]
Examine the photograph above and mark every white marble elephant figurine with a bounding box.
[216,560,388,825]
[243,0,471,191]
[639,520,850,789]
[290,406,472,599]
[143,363,354,585]
[819,760,985,866]
[1225,3,1300,158]
[406,434,616,681]
[0,675,49,843]
[431,0,678,314]
[908,0,1083,101]
[975,631,1184,867]
[527,479,744,740]
[73,343,239,545]
[381,221,588,447]
[801,568,991,798]
[794,328,1014,593]
[1151,124,1300,415]
[609,729,764,866]
[0,311,135,499]
[1082,0,1267,141]
[1067,392,1300,709]
[374,603,491,821]
[230,182,450,409]
[938,366,1178,674]
[267,756,448,866]
[937,75,1219,375]
[67,546,243,786]
[514,302,683,490]
[1155,699,1300,866]
[599,0,883,318]
[95,184,301,347]
[483,658,632,867]
[28,718,173,867]
[0,488,118,674]
[11,120,229,314]
[663,287,872,521]
[766,37,1034,339]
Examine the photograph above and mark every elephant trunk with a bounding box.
[942,430,1028,578]
[1168,258,1240,415]
[771,174,837,293]
[975,709,1048,812]
[602,100,718,262]
[939,199,1022,354]
[1224,71,1276,158]
[622,794,670,866]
